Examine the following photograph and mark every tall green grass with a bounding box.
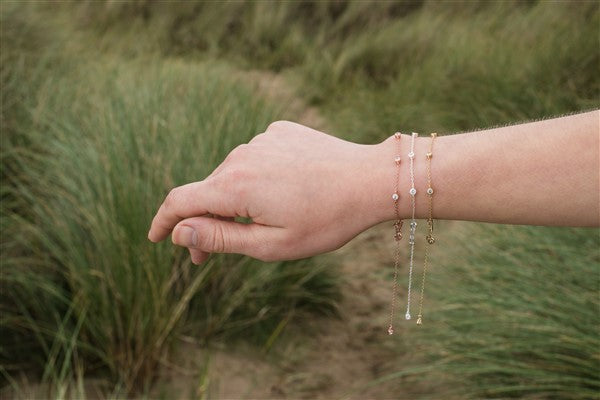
[398,224,600,399]
[0,11,339,395]
[63,1,599,139]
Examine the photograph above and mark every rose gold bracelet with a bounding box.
[388,132,403,335]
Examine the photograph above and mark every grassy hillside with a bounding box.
[1,1,598,398]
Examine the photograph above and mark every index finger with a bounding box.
[147,180,232,242]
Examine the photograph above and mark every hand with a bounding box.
[148,121,389,264]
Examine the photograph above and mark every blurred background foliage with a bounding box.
[1,0,598,398]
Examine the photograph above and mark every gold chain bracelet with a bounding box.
[416,132,437,325]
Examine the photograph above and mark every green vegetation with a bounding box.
[425,224,600,399]
[365,224,600,399]
[1,0,598,398]
[65,0,598,138]
[1,4,338,397]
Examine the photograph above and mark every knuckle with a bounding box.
[164,187,181,208]
[249,132,267,143]
[220,167,248,186]
[226,144,250,162]
[266,120,290,132]
[208,173,227,192]
[201,223,227,253]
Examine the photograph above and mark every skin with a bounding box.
[148,110,599,264]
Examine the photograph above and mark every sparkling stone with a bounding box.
[388,325,394,335]
[427,187,434,195]
[405,312,411,320]
[394,132,401,139]
[394,156,401,164]
[392,193,399,201]
[408,152,415,159]
[409,188,417,196]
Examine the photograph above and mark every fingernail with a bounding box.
[175,226,198,247]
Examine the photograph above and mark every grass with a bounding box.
[357,224,599,399]
[1,0,599,398]
[65,0,599,139]
[0,6,339,396]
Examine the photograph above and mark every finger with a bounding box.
[187,215,232,265]
[188,248,209,265]
[148,180,233,243]
[171,216,284,262]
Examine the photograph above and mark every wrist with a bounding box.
[364,133,435,224]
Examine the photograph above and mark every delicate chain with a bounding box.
[405,132,418,320]
[388,132,403,335]
[416,132,437,325]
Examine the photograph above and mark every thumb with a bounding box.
[172,216,283,262]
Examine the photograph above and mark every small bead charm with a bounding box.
[416,315,423,325]
[427,187,434,195]
[409,188,417,196]
[426,235,435,244]
[388,325,394,335]
[408,151,415,159]
[405,312,411,320]
[392,193,399,201]
[394,132,401,139]
[394,156,401,164]
[426,152,432,159]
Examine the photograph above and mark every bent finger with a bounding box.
[148,180,234,242]
[172,216,285,262]
[187,215,232,265]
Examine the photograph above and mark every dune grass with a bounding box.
[0,7,339,396]
[424,224,600,399]
[66,0,599,139]
[357,224,600,399]
[1,0,599,398]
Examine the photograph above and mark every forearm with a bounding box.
[150,114,598,263]
[369,110,599,227]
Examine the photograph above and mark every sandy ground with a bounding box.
[158,223,427,399]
